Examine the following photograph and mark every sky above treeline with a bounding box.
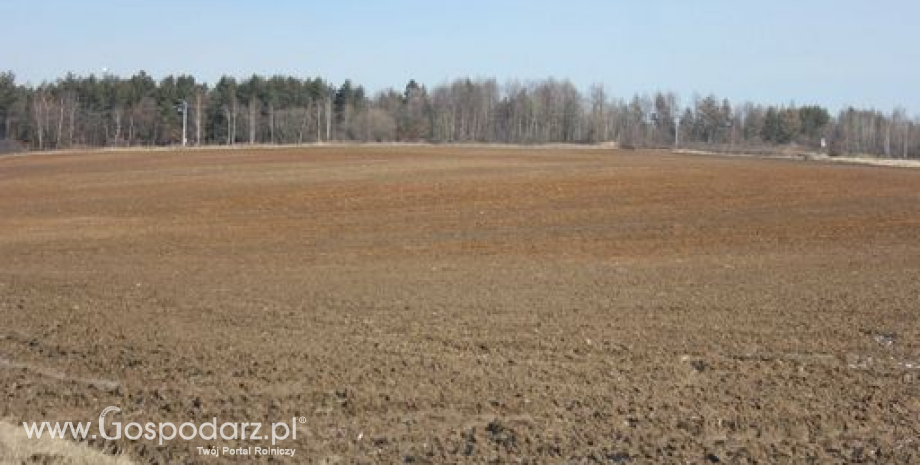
[3,0,918,113]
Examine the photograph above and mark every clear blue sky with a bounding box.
[2,0,918,112]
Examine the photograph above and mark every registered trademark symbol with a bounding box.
[299,417,307,424]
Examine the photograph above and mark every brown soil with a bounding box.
[1,146,919,464]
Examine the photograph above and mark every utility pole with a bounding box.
[177,100,188,147]
[325,90,333,142]
[674,114,681,150]
[195,93,202,146]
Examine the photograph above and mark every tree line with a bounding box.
[0,71,916,158]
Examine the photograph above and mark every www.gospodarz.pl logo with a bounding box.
[22,406,302,458]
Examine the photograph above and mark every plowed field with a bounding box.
[1,146,919,463]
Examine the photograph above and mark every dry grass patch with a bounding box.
[0,421,134,465]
